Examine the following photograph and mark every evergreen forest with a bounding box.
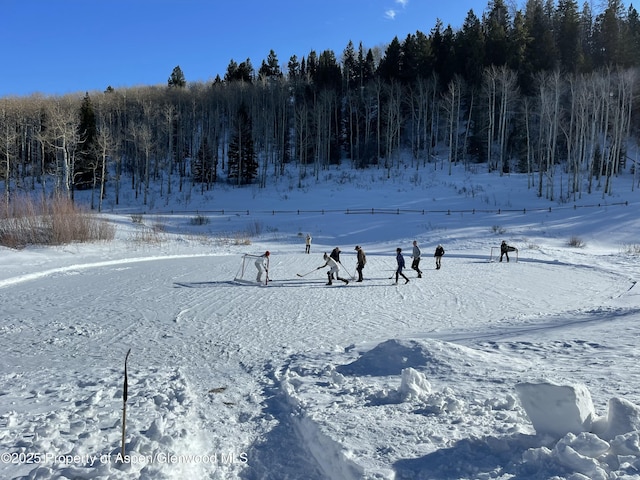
[1,0,640,211]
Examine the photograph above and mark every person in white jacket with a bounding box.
[305,234,312,254]
[319,252,349,285]
[255,251,270,283]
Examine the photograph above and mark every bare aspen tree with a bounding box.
[535,70,562,200]
[523,97,534,189]
[496,66,518,175]
[429,73,440,168]
[20,98,46,193]
[45,96,81,198]
[345,89,359,167]
[566,74,584,200]
[483,67,498,172]
[584,73,602,195]
[256,79,276,187]
[136,122,153,205]
[363,82,377,166]
[603,68,634,197]
[93,103,116,212]
[382,80,402,174]
[404,84,420,169]
[373,78,384,166]
[442,75,464,175]
[414,75,437,167]
[272,78,290,180]
[162,102,176,196]
[294,98,310,185]
[0,99,19,211]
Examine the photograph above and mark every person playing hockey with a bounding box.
[411,240,423,278]
[500,241,511,262]
[329,246,341,280]
[305,234,312,254]
[434,244,445,269]
[355,245,366,282]
[394,248,410,284]
[255,251,270,283]
[319,252,349,285]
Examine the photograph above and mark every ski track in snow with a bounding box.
[1,241,638,479]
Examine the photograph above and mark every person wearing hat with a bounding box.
[255,250,270,283]
[355,245,366,282]
[319,252,349,286]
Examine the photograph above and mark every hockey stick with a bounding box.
[338,261,356,280]
[296,267,321,277]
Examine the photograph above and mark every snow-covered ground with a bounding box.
[1,165,640,479]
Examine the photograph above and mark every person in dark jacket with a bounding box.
[434,244,445,270]
[411,240,423,278]
[394,248,410,285]
[355,245,366,282]
[329,247,341,279]
[500,240,510,262]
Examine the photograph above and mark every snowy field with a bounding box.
[1,165,640,479]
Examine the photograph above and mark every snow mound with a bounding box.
[515,382,595,438]
[399,367,432,402]
[593,397,640,440]
[335,339,449,376]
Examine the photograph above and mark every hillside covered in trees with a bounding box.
[1,0,639,212]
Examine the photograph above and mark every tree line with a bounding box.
[1,0,638,212]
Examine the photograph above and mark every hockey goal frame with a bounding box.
[234,254,270,285]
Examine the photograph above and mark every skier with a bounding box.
[434,244,445,270]
[329,247,341,280]
[500,241,510,262]
[394,248,410,285]
[305,234,312,254]
[355,245,366,282]
[320,252,349,285]
[411,240,423,278]
[255,251,270,283]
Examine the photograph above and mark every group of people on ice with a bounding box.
[254,237,513,286]
[310,241,446,286]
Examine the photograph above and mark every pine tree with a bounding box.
[228,102,257,184]
[342,40,358,90]
[75,92,99,190]
[456,10,485,87]
[258,50,283,80]
[555,0,583,73]
[377,36,403,82]
[193,136,217,186]
[225,59,254,83]
[168,65,186,88]
[484,0,511,67]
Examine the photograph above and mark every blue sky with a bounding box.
[1,0,490,97]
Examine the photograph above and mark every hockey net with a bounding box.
[490,246,518,262]
[234,254,269,285]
